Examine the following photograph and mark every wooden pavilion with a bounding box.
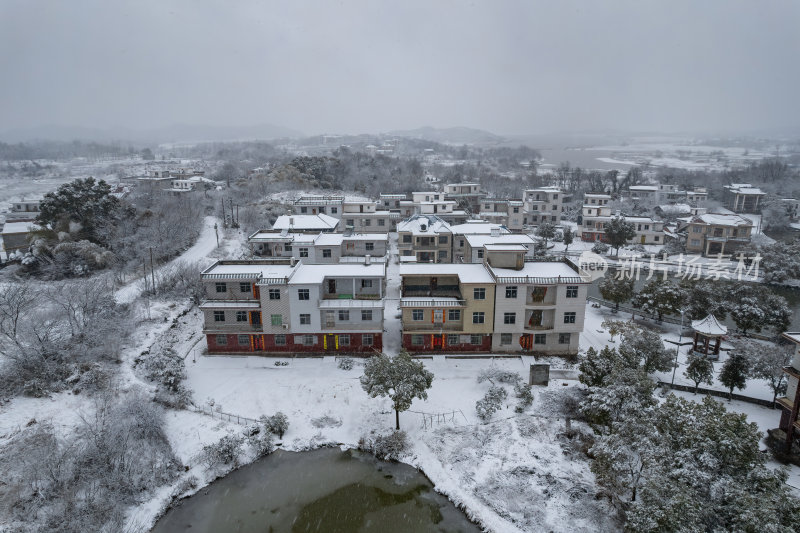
[691,315,727,358]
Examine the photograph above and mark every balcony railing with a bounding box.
[203,323,264,332]
[400,299,466,308]
[402,321,464,331]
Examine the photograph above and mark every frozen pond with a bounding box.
[151,447,480,533]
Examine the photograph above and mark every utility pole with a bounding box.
[214,223,219,247]
[143,259,149,294]
[221,199,226,227]
[150,247,156,294]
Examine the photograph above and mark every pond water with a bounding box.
[151,447,480,533]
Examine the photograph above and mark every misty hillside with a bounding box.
[387,126,505,145]
[0,123,303,144]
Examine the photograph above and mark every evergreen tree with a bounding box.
[602,216,636,257]
[598,274,635,311]
[684,353,714,393]
[360,350,434,430]
[632,279,683,321]
[619,326,673,374]
[730,297,766,335]
[536,222,557,249]
[562,228,574,254]
[719,350,750,400]
[741,339,790,405]
[578,346,620,387]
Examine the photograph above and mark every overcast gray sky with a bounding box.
[1,0,798,136]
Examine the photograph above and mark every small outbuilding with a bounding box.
[691,315,727,358]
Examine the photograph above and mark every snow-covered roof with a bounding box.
[1,222,41,234]
[272,214,339,231]
[399,263,494,283]
[311,233,345,246]
[657,204,691,213]
[484,244,529,251]
[725,184,765,195]
[782,332,800,345]
[692,315,727,336]
[202,261,298,280]
[488,261,584,284]
[199,301,261,309]
[397,215,451,235]
[248,231,316,243]
[318,299,385,309]
[449,222,510,235]
[629,185,658,192]
[289,263,386,284]
[465,234,534,248]
[692,213,752,227]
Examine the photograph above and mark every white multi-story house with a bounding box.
[293,195,344,218]
[578,193,664,245]
[451,221,510,262]
[486,251,587,354]
[523,187,563,226]
[398,215,453,263]
[248,231,388,263]
[478,199,525,231]
[201,259,385,354]
[341,200,395,232]
[723,183,766,213]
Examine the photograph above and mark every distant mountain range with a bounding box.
[0,123,304,144]
[386,126,505,145]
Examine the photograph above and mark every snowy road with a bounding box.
[383,232,402,354]
[115,215,220,304]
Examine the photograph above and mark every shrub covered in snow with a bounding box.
[337,357,355,370]
[477,368,522,385]
[263,412,289,439]
[591,241,609,254]
[360,430,408,461]
[476,385,508,422]
[514,382,534,413]
[202,434,244,468]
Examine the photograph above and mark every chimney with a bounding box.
[365,254,371,265]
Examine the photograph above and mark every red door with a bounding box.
[432,334,443,350]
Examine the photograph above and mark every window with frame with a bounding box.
[473,288,486,300]
[362,334,373,346]
[299,248,309,258]
[346,219,355,226]
[439,235,448,244]
[506,286,517,298]
[459,239,464,247]
[270,314,282,326]
[411,335,424,346]
[322,249,332,258]
[534,333,546,345]
[331,207,338,214]
[447,334,459,346]
[213,311,225,322]
[361,310,372,321]
[361,279,372,288]
[402,234,411,243]
[365,242,374,251]
[447,309,460,321]
[503,312,516,324]
[299,314,311,325]
[473,312,485,324]
[274,334,286,346]
[566,286,578,298]
[298,289,310,300]
[338,310,350,321]
[558,333,571,344]
[364,219,371,226]
[412,309,424,321]
[284,244,292,252]
[238,335,249,346]
[215,282,227,293]
[239,282,251,293]
[378,219,385,226]
[563,312,576,324]
[470,334,482,345]
[477,249,484,259]
[654,236,659,241]
[303,335,315,346]
[300,206,308,213]
[500,333,512,345]
[216,334,227,345]
[269,289,281,300]
[339,334,350,346]
[236,311,247,322]
[438,250,447,259]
